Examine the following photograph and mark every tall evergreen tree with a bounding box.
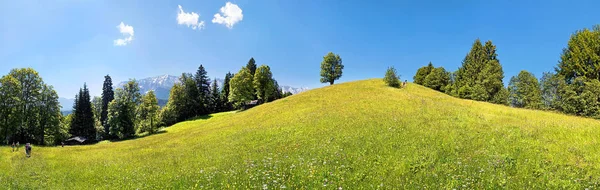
[101,75,114,138]
[220,72,234,111]
[454,39,505,103]
[246,58,257,76]
[70,83,96,140]
[210,78,221,112]
[194,65,210,114]
[320,52,344,85]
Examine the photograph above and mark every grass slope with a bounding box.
[2,79,600,189]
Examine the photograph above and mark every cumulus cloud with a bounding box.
[113,22,134,46]
[177,5,205,30]
[212,2,243,29]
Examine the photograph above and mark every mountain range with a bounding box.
[59,75,309,111]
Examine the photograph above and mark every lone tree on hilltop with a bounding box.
[320,52,344,85]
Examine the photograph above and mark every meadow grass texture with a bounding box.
[2,79,600,189]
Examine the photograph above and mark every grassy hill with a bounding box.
[2,79,600,189]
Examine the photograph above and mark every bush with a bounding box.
[383,67,401,88]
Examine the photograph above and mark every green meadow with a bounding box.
[2,79,600,189]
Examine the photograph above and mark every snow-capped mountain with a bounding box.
[280,86,309,94]
[116,75,180,100]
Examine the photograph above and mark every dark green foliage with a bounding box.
[220,72,234,111]
[160,83,184,126]
[453,39,505,103]
[282,92,293,98]
[320,52,344,85]
[424,67,450,92]
[210,78,221,113]
[0,75,21,144]
[270,79,283,102]
[195,65,210,115]
[38,85,62,145]
[491,87,509,105]
[383,67,401,88]
[413,62,434,85]
[508,71,543,109]
[246,58,257,76]
[182,73,201,119]
[70,83,96,141]
[101,75,114,138]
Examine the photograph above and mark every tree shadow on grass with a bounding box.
[188,114,213,121]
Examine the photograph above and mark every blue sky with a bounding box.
[2,0,600,98]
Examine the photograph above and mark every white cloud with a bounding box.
[177,5,205,30]
[113,22,134,46]
[212,2,243,29]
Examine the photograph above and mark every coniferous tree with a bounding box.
[320,52,344,85]
[210,78,221,112]
[101,75,114,138]
[195,65,211,114]
[383,67,401,88]
[453,39,505,103]
[246,58,257,77]
[70,83,96,140]
[220,72,234,111]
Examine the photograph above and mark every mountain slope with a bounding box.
[3,79,600,189]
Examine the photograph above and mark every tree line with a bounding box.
[0,57,295,145]
[414,25,600,119]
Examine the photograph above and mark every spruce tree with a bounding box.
[101,75,114,138]
[194,65,210,114]
[70,84,96,140]
[210,78,221,112]
[383,67,401,88]
[246,58,257,76]
[220,72,234,111]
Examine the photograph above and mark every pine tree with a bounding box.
[210,78,221,113]
[70,83,96,140]
[454,39,505,103]
[320,52,344,85]
[101,75,114,138]
[194,65,210,114]
[246,58,257,76]
[220,72,234,111]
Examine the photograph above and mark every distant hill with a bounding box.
[58,97,74,111]
[5,79,600,188]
